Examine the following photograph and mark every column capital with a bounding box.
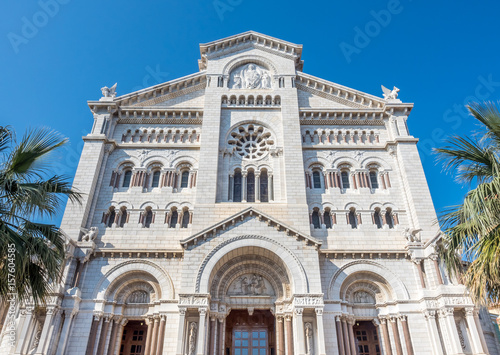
[315,308,324,316]
[121,318,129,327]
[92,312,103,322]
[438,307,454,318]
[464,307,476,317]
[398,314,408,322]
[198,308,207,316]
[378,316,388,324]
[423,310,436,320]
[428,253,439,261]
[179,307,187,316]
[294,308,303,316]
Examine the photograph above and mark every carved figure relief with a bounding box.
[188,322,197,355]
[353,291,375,304]
[127,290,150,304]
[228,274,273,296]
[230,63,273,89]
[80,226,98,241]
[305,322,314,355]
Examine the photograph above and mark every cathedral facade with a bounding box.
[2,31,500,355]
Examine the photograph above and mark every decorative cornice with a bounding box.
[199,31,303,71]
[180,206,321,248]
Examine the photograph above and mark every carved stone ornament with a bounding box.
[81,226,98,242]
[188,322,197,355]
[227,124,274,161]
[127,290,150,304]
[352,291,375,304]
[228,274,273,296]
[230,63,272,89]
[294,296,323,306]
[101,83,117,98]
[381,85,400,100]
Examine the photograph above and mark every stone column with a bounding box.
[242,172,247,202]
[209,316,216,355]
[399,315,414,355]
[269,173,274,201]
[106,317,121,355]
[335,316,345,355]
[150,316,160,355]
[423,311,444,355]
[464,308,486,354]
[218,316,225,354]
[114,319,128,355]
[429,254,444,285]
[315,309,326,355]
[196,308,207,355]
[56,310,77,355]
[413,259,426,288]
[285,315,294,355]
[34,306,57,355]
[176,309,187,355]
[156,314,166,355]
[228,174,234,201]
[276,316,285,355]
[439,308,463,355]
[347,317,356,355]
[14,307,34,354]
[379,317,393,355]
[341,317,351,355]
[144,317,154,355]
[294,309,306,354]
[389,316,403,355]
[96,314,112,355]
[85,313,102,355]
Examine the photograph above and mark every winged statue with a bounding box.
[101,83,117,98]
[381,85,400,100]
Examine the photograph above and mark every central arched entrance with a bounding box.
[225,309,275,355]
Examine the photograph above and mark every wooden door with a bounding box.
[353,321,381,355]
[119,321,147,355]
[233,327,268,355]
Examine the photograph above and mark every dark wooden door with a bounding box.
[119,321,147,355]
[353,321,381,355]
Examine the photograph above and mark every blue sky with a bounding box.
[2,0,500,225]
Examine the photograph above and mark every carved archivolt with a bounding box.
[196,235,307,294]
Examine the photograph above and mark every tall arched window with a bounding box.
[260,170,269,202]
[144,209,153,228]
[107,208,115,227]
[247,171,255,202]
[312,171,321,188]
[180,171,189,188]
[181,210,190,228]
[123,170,132,187]
[312,209,321,229]
[369,171,378,189]
[151,171,161,188]
[324,210,332,229]
[385,209,394,229]
[348,209,357,229]
[169,209,178,228]
[374,209,383,229]
[233,171,242,202]
[341,171,350,189]
[119,207,127,228]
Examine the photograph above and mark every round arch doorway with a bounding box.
[225,309,275,355]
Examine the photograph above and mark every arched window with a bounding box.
[119,207,127,228]
[260,170,268,202]
[385,209,394,229]
[247,171,255,202]
[151,171,161,188]
[233,171,242,202]
[107,208,116,227]
[180,171,189,188]
[144,209,153,228]
[312,171,321,189]
[348,209,357,229]
[312,209,321,229]
[169,209,178,228]
[369,171,378,189]
[374,208,383,229]
[324,210,332,229]
[341,171,350,189]
[122,170,132,188]
[181,209,190,228]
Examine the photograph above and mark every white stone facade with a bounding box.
[1,31,499,355]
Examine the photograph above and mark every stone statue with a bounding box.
[353,291,373,303]
[261,72,271,89]
[80,226,98,241]
[230,63,273,89]
[243,64,262,89]
[101,83,117,98]
[188,322,197,355]
[402,227,422,242]
[381,85,400,100]
[305,322,314,355]
[233,74,242,89]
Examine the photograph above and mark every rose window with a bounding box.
[228,124,274,160]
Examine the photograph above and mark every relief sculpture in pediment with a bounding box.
[228,273,274,296]
[230,63,272,89]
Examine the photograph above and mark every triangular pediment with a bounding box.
[180,207,321,249]
[198,31,303,71]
